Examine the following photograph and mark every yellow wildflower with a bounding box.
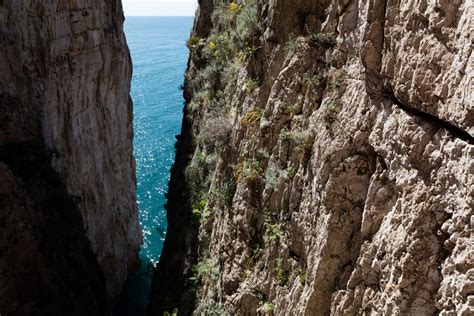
[229,2,242,14]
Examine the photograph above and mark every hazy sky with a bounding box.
[123,0,198,16]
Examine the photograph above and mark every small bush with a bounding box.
[229,2,243,14]
[323,101,340,126]
[308,32,336,48]
[292,130,315,151]
[330,69,346,90]
[191,257,219,283]
[241,108,263,127]
[199,116,232,148]
[279,130,292,141]
[284,33,298,57]
[245,78,260,94]
[211,178,236,206]
[290,265,307,285]
[192,196,211,223]
[299,272,307,285]
[264,215,284,242]
[186,35,201,49]
[195,299,229,316]
[280,130,314,151]
[263,302,275,313]
[185,150,213,198]
[210,0,261,61]
[285,103,300,116]
[303,73,322,89]
[232,158,263,182]
[273,258,288,286]
[286,165,297,178]
[244,43,262,57]
[163,308,179,316]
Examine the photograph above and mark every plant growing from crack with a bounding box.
[232,158,264,182]
[263,302,275,314]
[264,214,284,243]
[308,32,336,48]
[241,108,263,127]
[273,257,288,286]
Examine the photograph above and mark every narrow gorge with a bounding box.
[0,0,472,316]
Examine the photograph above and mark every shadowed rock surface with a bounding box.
[0,0,141,313]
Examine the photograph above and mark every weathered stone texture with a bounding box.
[0,0,140,312]
[154,0,473,315]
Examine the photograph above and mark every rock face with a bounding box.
[0,0,141,313]
[152,0,473,315]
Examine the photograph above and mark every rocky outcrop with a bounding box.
[0,0,141,313]
[152,0,473,315]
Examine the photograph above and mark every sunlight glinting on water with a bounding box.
[126,17,193,266]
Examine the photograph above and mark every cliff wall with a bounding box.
[152,0,473,315]
[0,0,141,313]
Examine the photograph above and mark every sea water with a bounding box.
[117,16,193,314]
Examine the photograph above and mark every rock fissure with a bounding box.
[385,88,474,144]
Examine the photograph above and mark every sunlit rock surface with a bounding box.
[152,0,473,314]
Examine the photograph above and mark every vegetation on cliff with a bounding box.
[153,0,473,314]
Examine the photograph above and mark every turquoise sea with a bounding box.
[117,16,193,314]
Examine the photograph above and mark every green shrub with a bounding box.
[292,130,315,151]
[273,258,288,286]
[163,308,179,316]
[290,265,307,285]
[199,115,232,148]
[195,299,229,316]
[284,33,298,57]
[192,196,211,223]
[323,101,340,126]
[299,272,307,285]
[264,215,284,242]
[233,158,263,182]
[308,32,336,48]
[303,73,322,89]
[330,69,346,90]
[211,178,236,206]
[209,0,261,63]
[186,35,201,49]
[234,0,260,47]
[285,103,300,116]
[246,78,260,94]
[263,302,275,313]
[286,165,297,178]
[185,150,210,197]
[279,130,292,141]
[279,130,314,151]
[191,257,219,283]
[244,44,262,57]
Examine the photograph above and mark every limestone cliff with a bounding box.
[152,0,473,315]
[0,0,141,313]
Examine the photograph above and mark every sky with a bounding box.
[123,0,198,16]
